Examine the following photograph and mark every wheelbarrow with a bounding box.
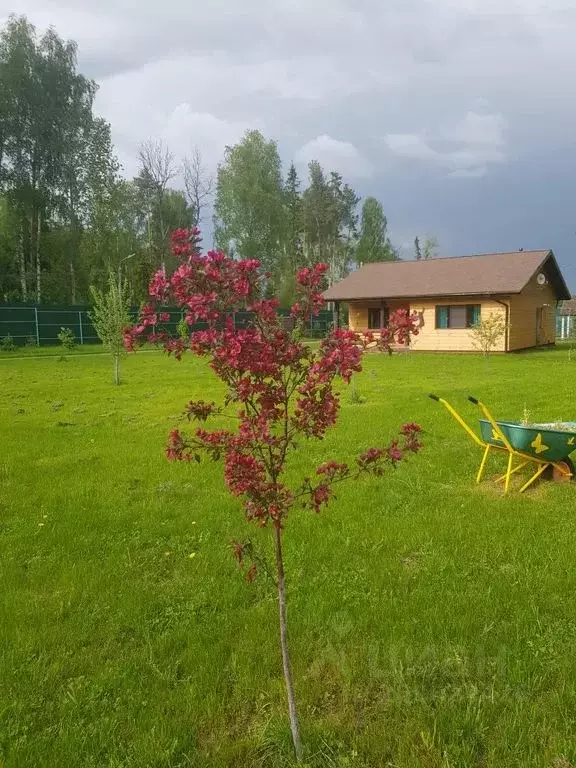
[429,394,576,493]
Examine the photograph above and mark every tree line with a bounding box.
[0,14,403,307]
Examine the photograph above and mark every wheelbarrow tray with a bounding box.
[479,419,576,461]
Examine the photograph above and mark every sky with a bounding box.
[2,0,575,290]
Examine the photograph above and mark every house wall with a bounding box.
[410,298,506,352]
[348,300,408,330]
[347,297,507,351]
[507,273,557,351]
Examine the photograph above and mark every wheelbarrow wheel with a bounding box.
[552,457,575,483]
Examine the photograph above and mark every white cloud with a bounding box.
[294,135,372,178]
[384,110,507,177]
[161,106,251,171]
[384,134,439,161]
[444,111,506,146]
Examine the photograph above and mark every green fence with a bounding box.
[0,304,335,346]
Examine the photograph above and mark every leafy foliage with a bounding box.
[356,197,398,264]
[57,327,75,352]
[470,313,508,357]
[0,333,16,351]
[214,130,285,280]
[415,235,440,260]
[1,17,399,308]
[89,270,132,384]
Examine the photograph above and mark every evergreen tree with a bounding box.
[414,235,422,260]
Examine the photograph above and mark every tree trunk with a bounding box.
[114,354,120,385]
[35,212,41,303]
[19,222,27,302]
[70,260,77,304]
[273,525,303,762]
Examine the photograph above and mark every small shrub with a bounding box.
[89,271,132,385]
[176,316,189,342]
[25,335,38,348]
[57,327,76,352]
[348,377,365,405]
[470,314,508,357]
[1,334,16,352]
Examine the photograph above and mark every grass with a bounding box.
[1,347,576,767]
[0,343,109,358]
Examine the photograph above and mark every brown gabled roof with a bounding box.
[324,250,571,302]
[559,298,576,316]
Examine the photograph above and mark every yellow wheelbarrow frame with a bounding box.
[429,394,573,493]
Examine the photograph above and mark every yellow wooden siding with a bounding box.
[410,298,506,352]
[348,301,407,331]
[507,274,557,351]
[348,303,370,330]
[348,298,507,351]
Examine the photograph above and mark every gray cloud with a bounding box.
[295,135,373,179]
[384,110,507,177]
[3,0,576,288]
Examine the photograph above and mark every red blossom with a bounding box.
[171,227,202,258]
[164,338,186,360]
[149,270,169,301]
[358,447,384,470]
[386,440,403,463]
[186,400,218,421]
[291,264,328,323]
[126,226,422,542]
[310,483,332,513]
[166,429,188,461]
[316,461,350,480]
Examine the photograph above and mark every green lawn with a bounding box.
[1,347,576,767]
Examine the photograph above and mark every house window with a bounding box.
[368,307,389,329]
[435,304,480,329]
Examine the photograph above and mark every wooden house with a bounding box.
[323,250,570,352]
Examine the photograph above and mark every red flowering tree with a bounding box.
[126,227,423,762]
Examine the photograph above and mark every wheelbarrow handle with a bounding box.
[428,392,486,447]
[468,396,515,452]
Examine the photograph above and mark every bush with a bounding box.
[57,327,76,352]
[176,316,189,342]
[469,314,508,357]
[1,334,16,352]
[25,335,38,348]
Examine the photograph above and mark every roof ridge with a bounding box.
[359,250,550,267]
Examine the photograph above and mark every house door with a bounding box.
[536,307,543,345]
